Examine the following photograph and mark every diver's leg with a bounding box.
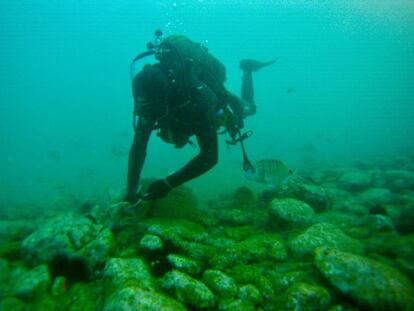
[241,70,255,112]
[239,59,276,117]
[240,68,257,118]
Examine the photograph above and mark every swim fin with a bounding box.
[239,58,277,72]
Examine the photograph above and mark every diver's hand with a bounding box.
[143,178,173,200]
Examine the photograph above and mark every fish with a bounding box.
[246,159,294,186]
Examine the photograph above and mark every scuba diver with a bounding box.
[125,31,275,204]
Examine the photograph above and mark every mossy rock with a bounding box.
[289,222,364,258]
[63,282,98,311]
[0,241,21,261]
[224,226,258,242]
[237,284,262,305]
[140,218,206,247]
[214,208,266,226]
[147,186,202,222]
[269,198,315,230]
[202,270,238,298]
[267,177,331,212]
[104,286,186,311]
[274,282,331,311]
[358,188,394,207]
[217,298,256,311]
[103,257,155,295]
[161,270,215,309]
[226,265,274,300]
[337,169,372,192]
[13,264,51,301]
[0,220,37,242]
[268,270,311,293]
[167,254,203,276]
[315,247,414,311]
[229,186,257,210]
[384,170,414,191]
[210,233,287,269]
[180,241,217,262]
[0,297,26,311]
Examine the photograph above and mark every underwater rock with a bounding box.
[265,177,331,212]
[0,240,21,261]
[161,270,216,308]
[210,233,287,269]
[0,297,27,311]
[236,234,287,262]
[327,305,360,311]
[237,284,262,305]
[104,257,155,294]
[337,169,372,192]
[0,220,37,243]
[51,276,66,296]
[274,282,331,311]
[395,204,414,234]
[13,264,51,301]
[361,214,395,233]
[376,234,414,280]
[0,258,10,281]
[289,222,364,257]
[315,247,414,311]
[64,282,97,311]
[209,187,257,212]
[140,218,206,248]
[180,241,217,263]
[214,208,266,226]
[226,264,274,300]
[268,268,312,293]
[103,257,186,310]
[21,214,114,271]
[359,188,394,207]
[104,286,187,311]
[81,228,116,268]
[0,259,11,298]
[167,254,203,276]
[202,269,238,298]
[269,198,315,230]
[326,187,369,215]
[217,298,256,311]
[363,231,400,259]
[312,211,366,238]
[147,186,202,222]
[330,196,369,216]
[384,169,414,191]
[312,211,362,228]
[224,225,257,242]
[139,234,163,252]
[229,186,257,210]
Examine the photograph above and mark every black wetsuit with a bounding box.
[126,68,255,200]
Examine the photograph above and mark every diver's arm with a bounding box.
[167,119,218,188]
[167,87,218,188]
[125,117,154,202]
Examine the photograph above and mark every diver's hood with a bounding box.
[132,65,172,119]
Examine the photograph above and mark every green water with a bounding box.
[1,1,414,310]
[0,0,413,205]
